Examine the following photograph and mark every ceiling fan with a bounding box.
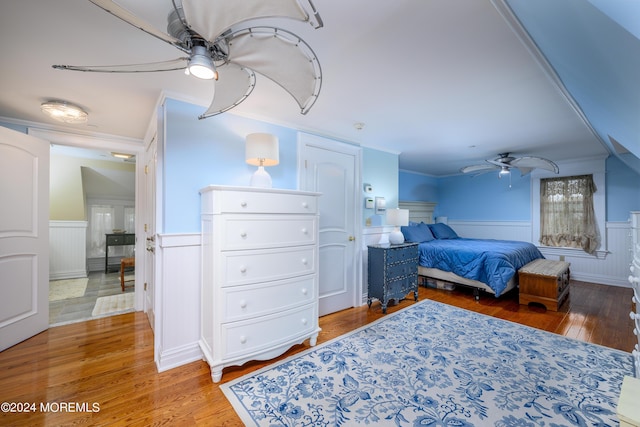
[53,0,323,119]
[461,153,559,177]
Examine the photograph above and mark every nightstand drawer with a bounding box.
[385,246,418,264]
[386,261,418,281]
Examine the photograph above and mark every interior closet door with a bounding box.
[0,126,49,351]
[299,133,360,316]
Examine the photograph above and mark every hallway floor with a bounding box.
[49,270,134,326]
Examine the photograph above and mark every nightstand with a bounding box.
[367,243,419,313]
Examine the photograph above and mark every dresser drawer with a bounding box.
[222,246,316,286]
[222,275,316,322]
[221,216,316,250]
[213,190,318,214]
[222,303,317,358]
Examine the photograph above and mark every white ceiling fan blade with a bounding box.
[53,58,189,73]
[226,27,322,114]
[182,0,321,43]
[460,164,500,174]
[89,0,188,52]
[510,156,559,173]
[199,63,256,119]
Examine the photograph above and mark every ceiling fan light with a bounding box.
[188,45,216,80]
[41,101,88,124]
[499,166,510,176]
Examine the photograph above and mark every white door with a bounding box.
[0,126,49,351]
[143,136,157,330]
[299,134,360,316]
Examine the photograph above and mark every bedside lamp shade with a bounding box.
[245,133,279,188]
[387,208,409,245]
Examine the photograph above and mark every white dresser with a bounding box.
[628,212,640,378]
[199,185,321,382]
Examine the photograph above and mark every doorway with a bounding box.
[48,144,137,325]
[24,127,146,328]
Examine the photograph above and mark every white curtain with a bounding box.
[539,174,599,254]
[89,205,114,257]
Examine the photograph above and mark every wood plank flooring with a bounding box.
[0,280,635,426]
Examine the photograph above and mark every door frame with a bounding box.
[28,127,148,312]
[297,132,363,309]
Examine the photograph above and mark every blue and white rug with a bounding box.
[221,300,635,426]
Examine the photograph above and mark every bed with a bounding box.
[398,201,544,299]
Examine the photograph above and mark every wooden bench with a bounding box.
[518,259,570,311]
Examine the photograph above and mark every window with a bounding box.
[539,174,599,254]
[89,205,114,257]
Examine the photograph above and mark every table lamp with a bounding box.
[387,208,409,245]
[245,133,279,188]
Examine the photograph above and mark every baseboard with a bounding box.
[571,272,631,288]
[49,270,88,281]
[155,342,203,373]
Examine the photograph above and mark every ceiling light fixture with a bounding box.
[187,45,217,80]
[111,152,134,160]
[40,101,88,124]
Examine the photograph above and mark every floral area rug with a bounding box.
[221,299,634,426]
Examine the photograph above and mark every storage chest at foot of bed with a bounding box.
[518,259,570,311]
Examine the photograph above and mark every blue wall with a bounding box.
[606,155,640,221]
[164,98,299,233]
[398,155,640,222]
[362,148,398,226]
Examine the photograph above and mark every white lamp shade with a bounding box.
[245,133,279,166]
[387,208,409,227]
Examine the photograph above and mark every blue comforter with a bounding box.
[418,238,544,297]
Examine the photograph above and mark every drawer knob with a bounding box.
[301,318,308,325]
[239,299,247,308]
[240,266,247,274]
[301,288,308,295]
[239,335,247,344]
[301,227,308,234]
[301,258,308,265]
[240,231,247,238]
[302,202,309,208]
[240,201,247,208]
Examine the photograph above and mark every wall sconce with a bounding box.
[387,208,409,245]
[245,133,279,188]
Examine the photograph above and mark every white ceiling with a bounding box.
[0,0,637,176]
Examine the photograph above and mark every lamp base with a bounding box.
[389,229,405,245]
[250,166,272,188]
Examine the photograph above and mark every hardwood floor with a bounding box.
[0,281,635,426]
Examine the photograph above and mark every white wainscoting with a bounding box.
[154,222,633,372]
[154,233,203,372]
[450,220,632,288]
[49,221,87,280]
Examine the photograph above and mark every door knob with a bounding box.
[348,236,355,241]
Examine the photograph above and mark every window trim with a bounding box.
[531,156,608,256]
